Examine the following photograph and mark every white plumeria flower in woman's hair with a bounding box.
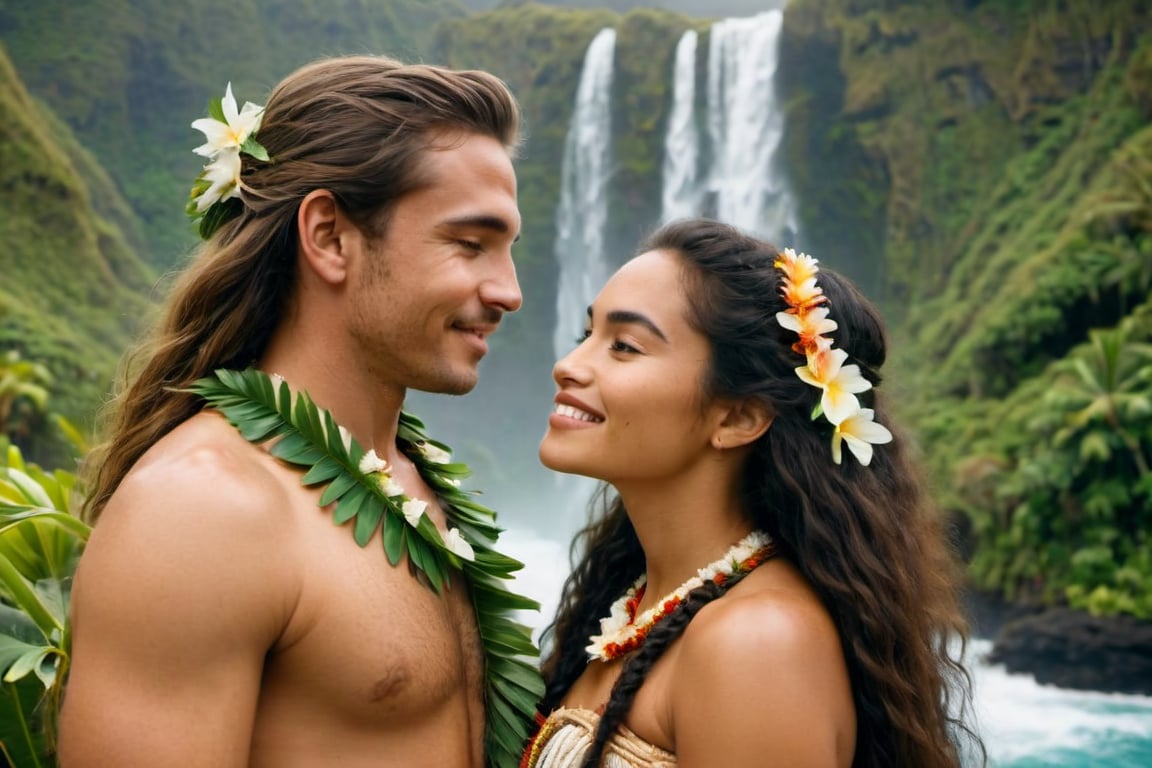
[795,344,874,426]
[831,408,894,466]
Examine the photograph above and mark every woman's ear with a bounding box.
[297,189,353,285]
[711,399,773,451]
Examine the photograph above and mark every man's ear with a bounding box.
[297,189,354,285]
[710,399,773,451]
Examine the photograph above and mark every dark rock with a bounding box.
[962,588,1044,640]
[987,607,1152,696]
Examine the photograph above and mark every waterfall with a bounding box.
[704,10,798,243]
[553,27,617,361]
[550,28,618,529]
[660,30,701,223]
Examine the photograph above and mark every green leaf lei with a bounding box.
[187,368,544,767]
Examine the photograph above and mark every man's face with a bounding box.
[348,132,523,395]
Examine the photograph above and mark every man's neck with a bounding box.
[257,346,406,458]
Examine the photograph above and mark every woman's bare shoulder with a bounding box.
[680,566,842,670]
[667,564,855,765]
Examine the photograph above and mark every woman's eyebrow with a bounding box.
[587,306,668,342]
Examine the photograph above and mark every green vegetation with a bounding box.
[0,43,156,465]
[782,0,1152,617]
[0,436,88,767]
[0,0,1147,672]
[0,0,466,265]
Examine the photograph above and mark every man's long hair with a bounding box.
[82,56,521,523]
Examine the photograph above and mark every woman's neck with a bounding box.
[616,462,754,611]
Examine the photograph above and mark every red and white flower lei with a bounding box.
[585,530,775,662]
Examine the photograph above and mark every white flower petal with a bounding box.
[195,150,241,212]
[190,117,233,156]
[834,409,893,465]
[380,473,405,498]
[221,83,239,128]
[442,528,475,561]
[822,389,862,426]
[358,449,388,475]
[401,499,427,527]
[843,434,875,466]
[776,311,803,332]
[234,102,264,144]
[835,363,873,395]
[419,442,452,464]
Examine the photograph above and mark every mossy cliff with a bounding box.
[1,0,1149,635]
[0,0,465,265]
[780,0,1152,622]
[0,42,155,461]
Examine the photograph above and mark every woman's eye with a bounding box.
[458,239,483,252]
[575,329,592,345]
[610,340,639,354]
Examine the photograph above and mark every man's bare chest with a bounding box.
[265,511,485,727]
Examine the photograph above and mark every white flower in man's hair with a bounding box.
[194,149,242,212]
[191,82,265,158]
[401,498,427,527]
[831,408,894,466]
[442,527,475,561]
[379,472,405,498]
[358,449,388,475]
[419,441,451,464]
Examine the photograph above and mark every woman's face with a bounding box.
[540,249,721,484]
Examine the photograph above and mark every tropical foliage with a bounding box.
[0,16,1148,767]
[781,0,1152,619]
[0,439,88,767]
[944,318,1152,618]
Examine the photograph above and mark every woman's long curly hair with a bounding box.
[81,55,520,523]
[539,219,984,768]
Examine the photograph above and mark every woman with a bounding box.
[525,219,983,767]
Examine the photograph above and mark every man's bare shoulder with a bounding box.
[78,410,303,629]
[62,411,305,766]
[104,410,290,526]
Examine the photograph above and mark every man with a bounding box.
[60,56,530,767]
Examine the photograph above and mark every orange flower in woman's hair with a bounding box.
[774,247,820,285]
[777,306,838,354]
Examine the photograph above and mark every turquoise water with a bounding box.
[970,637,1152,767]
[500,530,1152,768]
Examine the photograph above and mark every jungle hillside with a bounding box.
[1,0,1149,715]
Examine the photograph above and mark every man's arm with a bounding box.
[59,440,300,767]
